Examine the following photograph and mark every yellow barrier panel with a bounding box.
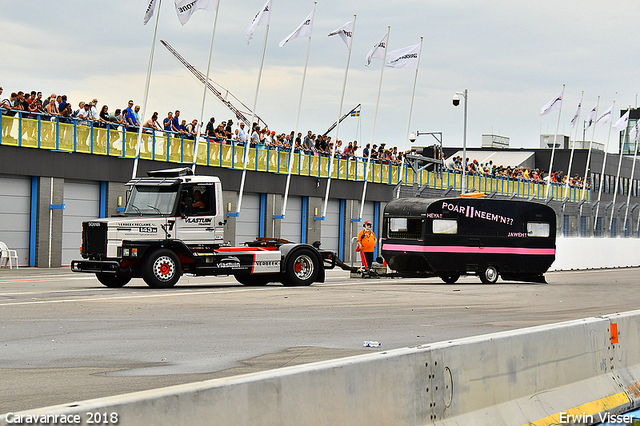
[355,159,365,180]
[347,159,356,181]
[106,128,123,156]
[381,164,389,184]
[246,145,257,170]
[167,136,181,162]
[267,149,277,171]
[233,145,245,168]
[39,119,57,149]
[291,152,300,175]
[57,122,74,151]
[208,141,220,166]
[256,147,268,172]
[194,140,207,165]
[1,115,19,145]
[300,152,310,176]
[318,156,328,178]
[19,117,38,148]
[277,151,288,174]
[91,127,107,155]
[221,143,233,168]
[338,159,346,179]
[310,154,319,176]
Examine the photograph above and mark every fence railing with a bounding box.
[1,111,588,202]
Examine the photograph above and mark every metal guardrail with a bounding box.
[1,111,585,202]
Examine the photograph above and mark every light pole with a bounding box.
[453,89,468,194]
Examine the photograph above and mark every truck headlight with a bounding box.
[123,248,130,257]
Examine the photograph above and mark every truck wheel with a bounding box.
[282,248,319,287]
[440,274,460,284]
[142,249,182,288]
[96,273,131,288]
[234,274,272,286]
[480,265,499,284]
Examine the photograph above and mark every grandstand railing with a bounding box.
[0,111,589,202]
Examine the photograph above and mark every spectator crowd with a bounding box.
[0,85,587,185]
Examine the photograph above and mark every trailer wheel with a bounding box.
[96,273,131,288]
[440,274,460,284]
[282,248,319,286]
[142,249,182,288]
[234,274,273,286]
[480,265,499,284]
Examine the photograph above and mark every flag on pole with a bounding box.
[365,33,387,66]
[246,0,272,44]
[385,42,420,68]
[540,91,563,116]
[328,20,354,49]
[569,103,581,129]
[143,0,157,25]
[630,122,640,142]
[350,108,360,118]
[585,106,597,128]
[174,0,218,26]
[612,110,630,133]
[279,9,314,47]
[596,104,613,128]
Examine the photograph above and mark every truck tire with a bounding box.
[142,249,182,288]
[282,248,319,287]
[96,273,131,288]
[479,265,499,284]
[440,274,460,284]
[234,274,276,286]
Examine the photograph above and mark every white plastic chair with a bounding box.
[0,241,19,269]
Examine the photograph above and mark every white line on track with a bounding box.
[0,286,283,307]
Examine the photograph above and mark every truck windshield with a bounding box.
[125,185,178,216]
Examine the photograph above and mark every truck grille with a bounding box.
[82,222,107,259]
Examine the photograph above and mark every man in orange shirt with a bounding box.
[357,220,377,270]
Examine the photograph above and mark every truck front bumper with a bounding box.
[70,259,122,274]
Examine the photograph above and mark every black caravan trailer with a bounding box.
[380,195,557,283]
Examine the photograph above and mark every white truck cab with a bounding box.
[71,168,335,288]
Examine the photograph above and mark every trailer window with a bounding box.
[433,219,457,234]
[527,222,550,237]
[388,218,422,239]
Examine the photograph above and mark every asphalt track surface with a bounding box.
[1,267,638,413]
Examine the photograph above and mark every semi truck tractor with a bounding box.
[71,168,335,288]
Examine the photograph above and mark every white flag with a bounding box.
[630,122,640,142]
[174,0,218,26]
[569,103,581,129]
[613,110,630,133]
[143,0,157,25]
[385,43,420,69]
[585,106,597,128]
[279,9,314,47]
[540,91,563,116]
[365,33,387,67]
[246,0,272,44]
[596,104,613,128]
[328,21,353,49]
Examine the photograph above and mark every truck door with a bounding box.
[174,184,221,244]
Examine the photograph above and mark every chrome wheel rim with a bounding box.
[153,256,176,282]
[293,255,314,281]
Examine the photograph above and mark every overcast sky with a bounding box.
[2,1,639,152]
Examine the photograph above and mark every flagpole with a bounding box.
[623,127,639,234]
[610,108,629,231]
[395,37,423,197]
[593,100,615,232]
[191,0,222,174]
[565,91,584,193]
[132,0,162,179]
[236,19,272,216]
[322,14,356,219]
[359,26,390,221]
[281,4,316,219]
[581,97,600,201]
[545,84,565,200]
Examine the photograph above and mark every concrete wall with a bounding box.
[4,310,639,426]
[551,237,640,271]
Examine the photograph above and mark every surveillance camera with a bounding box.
[409,132,416,143]
[452,95,460,106]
